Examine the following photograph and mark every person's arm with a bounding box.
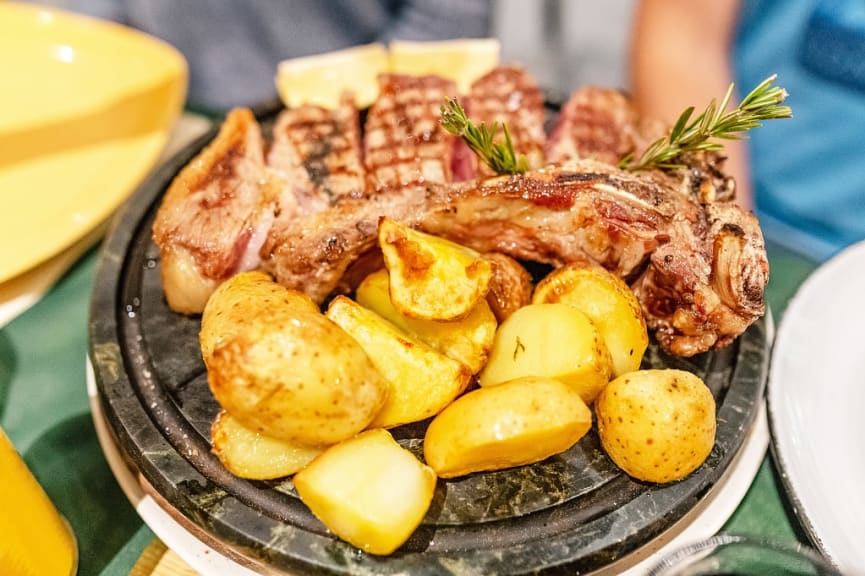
[629,0,752,209]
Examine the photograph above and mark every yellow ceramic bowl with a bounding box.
[0,2,187,283]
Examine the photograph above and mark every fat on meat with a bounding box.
[152,109,280,313]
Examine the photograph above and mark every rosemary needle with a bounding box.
[620,74,792,171]
[440,97,529,175]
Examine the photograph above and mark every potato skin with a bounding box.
[424,376,593,478]
[207,307,388,446]
[200,271,318,366]
[595,369,716,483]
[326,295,472,429]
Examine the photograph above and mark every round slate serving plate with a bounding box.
[89,103,769,576]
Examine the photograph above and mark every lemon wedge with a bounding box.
[388,38,500,93]
[275,43,388,109]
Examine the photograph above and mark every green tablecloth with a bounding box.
[0,241,818,575]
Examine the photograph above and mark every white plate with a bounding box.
[768,240,865,574]
[87,358,769,576]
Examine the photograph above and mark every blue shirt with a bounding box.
[735,0,865,261]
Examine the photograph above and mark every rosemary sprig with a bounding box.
[440,97,529,175]
[620,74,792,171]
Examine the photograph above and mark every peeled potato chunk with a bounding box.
[200,271,318,366]
[378,217,492,321]
[293,429,437,555]
[355,268,497,373]
[595,369,716,483]
[326,295,471,428]
[210,411,323,480]
[207,305,388,446]
[532,264,648,377]
[478,303,613,404]
[424,376,593,478]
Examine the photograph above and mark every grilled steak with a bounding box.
[547,86,655,165]
[419,161,767,356]
[267,94,366,213]
[261,185,432,304]
[153,67,768,355]
[467,66,547,177]
[261,159,766,356]
[363,74,461,190]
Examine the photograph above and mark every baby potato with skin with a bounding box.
[379,216,492,321]
[199,271,319,366]
[326,295,472,429]
[207,306,389,446]
[595,369,716,483]
[355,268,497,374]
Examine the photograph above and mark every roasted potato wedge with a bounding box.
[484,252,533,322]
[424,376,593,478]
[595,369,716,483]
[326,295,472,428]
[378,217,492,321]
[207,305,388,446]
[355,268,497,373]
[210,410,323,480]
[200,271,318,366]
[293,429,437,555]
[478,303,613,404]
[532,264,648,377]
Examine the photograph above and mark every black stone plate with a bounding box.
[89,103,769,575]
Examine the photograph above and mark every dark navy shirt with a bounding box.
[31,0,492,113]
